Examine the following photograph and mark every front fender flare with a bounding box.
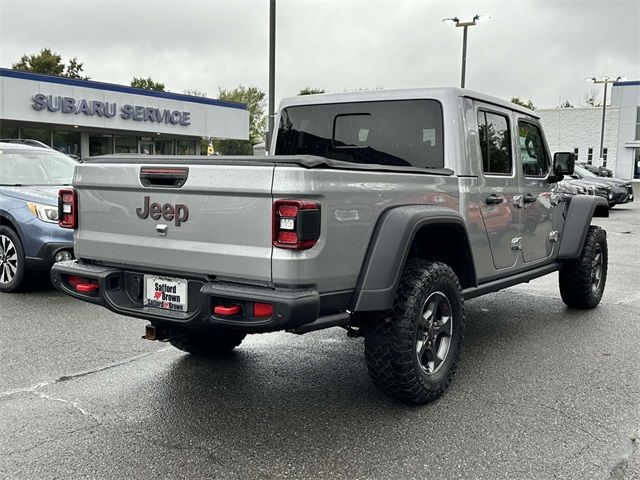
[558,195,608,260]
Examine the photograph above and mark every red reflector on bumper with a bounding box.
[214,305,241,316]
[67,275,98,293]
[253,302,273,318]
[76,283,99,293]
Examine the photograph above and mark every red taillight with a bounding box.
[278,204,299,217]
[253,302,273,318]
[58,188,77,229]
[273,200,320,250]
[277,230,298,245]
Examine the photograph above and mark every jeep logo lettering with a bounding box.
[136,196,189,226]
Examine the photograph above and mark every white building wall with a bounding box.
[538,106,620,170]
[539,83,640,180]
[611,84,640,180]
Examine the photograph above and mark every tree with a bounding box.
[583,88,601,107]
[559,100,574,108]
[64,57,88,79]
[298,88,325,96]
[213,86,266,155]
[510,97,536,110]
[12,48,89,79]
[345,86,384,92]
[184,89,207,97]
[130,77,166,91]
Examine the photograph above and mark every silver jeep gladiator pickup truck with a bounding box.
[52,88,609,404]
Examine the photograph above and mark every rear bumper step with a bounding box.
[51,260,324,333]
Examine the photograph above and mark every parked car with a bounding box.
[554,179,595,197]
[577,162,613,178]
[0,141,75,291]
[52,88,609,404]
[0,138,51,149]
[571,165,634,207]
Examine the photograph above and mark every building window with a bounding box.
[636,107,640,140]
[155,139,174,155]
[602,148,608,167]
[114,136,137,154]
[53,130,81,157]
[89,135,114,156]
[20,127,52,146]
[0,125,19,139]
[573,147,579,162]
[139,137,154,155]
[587,148,593,164]
[176,140,196,155]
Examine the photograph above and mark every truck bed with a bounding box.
[72,154,460,294]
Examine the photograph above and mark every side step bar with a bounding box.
[462,262,561,300]
[288,312,351,335]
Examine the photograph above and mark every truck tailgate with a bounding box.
[73,161,274,284]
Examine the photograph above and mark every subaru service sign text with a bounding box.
[31,94,191,126]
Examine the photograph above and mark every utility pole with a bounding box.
[586,76,622,163]
[443,15,490,89]
[267,0,276,153]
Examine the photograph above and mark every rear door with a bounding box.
[476,105,521,270]
[73,161,275,284]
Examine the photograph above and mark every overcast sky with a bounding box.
[1,0,638,109]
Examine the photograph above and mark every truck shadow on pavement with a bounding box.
[142,292,616,466]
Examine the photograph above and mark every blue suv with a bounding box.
[0,142,75,292]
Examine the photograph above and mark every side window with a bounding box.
[477,111,512,175]
[518,121,549,177]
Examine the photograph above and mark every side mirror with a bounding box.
[549,152,575,183]
[553,152,575,176]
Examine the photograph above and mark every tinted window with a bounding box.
[519,121,549,177]
[478,111,512,175]
[275,100,444,169]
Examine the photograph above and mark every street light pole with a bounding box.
[267,0,276,153]
[460,25,468,89]
[443,15,489,89]
[587,76,622,163]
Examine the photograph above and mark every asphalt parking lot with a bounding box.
[1,201,639,480]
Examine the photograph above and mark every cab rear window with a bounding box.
[275,100,444,169]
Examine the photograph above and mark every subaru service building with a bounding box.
[0,68,249,158]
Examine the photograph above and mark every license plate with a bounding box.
[144,276,188,312]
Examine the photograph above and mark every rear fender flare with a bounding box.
[349,205,476,312]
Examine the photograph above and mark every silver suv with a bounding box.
[52,88,609,404]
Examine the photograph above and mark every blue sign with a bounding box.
[32,94,191,126]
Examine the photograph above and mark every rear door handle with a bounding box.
[485,194,504,205]
[523,193,537,204]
